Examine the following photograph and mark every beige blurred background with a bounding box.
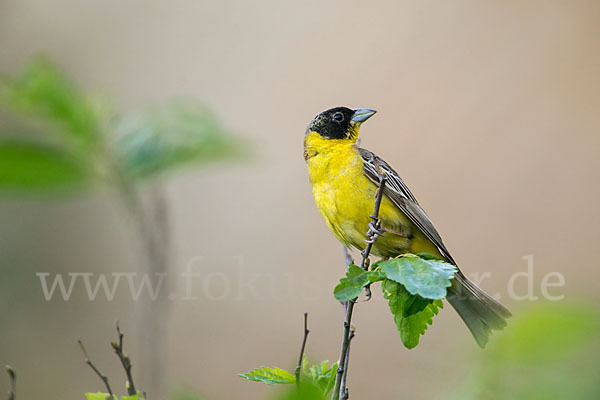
[1,1,600,399]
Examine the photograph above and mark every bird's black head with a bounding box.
[306,107,376,140]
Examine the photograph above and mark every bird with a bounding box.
[303,106,511,348]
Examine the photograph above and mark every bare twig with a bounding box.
[294,313,310,389]
[107,154,171,398]
[339,327,355,399]
[111,322,137,395]
[78,340,114,399]
[6,366,15,400]
[332,171,387,400]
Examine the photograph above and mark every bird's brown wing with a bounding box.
[358,147,456,265]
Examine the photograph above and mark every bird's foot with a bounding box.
[366,220,383,244]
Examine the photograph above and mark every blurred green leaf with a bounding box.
[170,388,207,400]
[272,381,325,400]
[302,359,337,397]
[115,100,244,178]
[121,393,144,400]
[0,141,88,191]
[239,366,296,385]
[85,393,117,400]
[1,57,100,142]
[452,303,600,400]
[379,254,457,299]
[84,393,143,400]
[382,279,443,349]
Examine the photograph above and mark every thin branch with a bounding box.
[78,340,114,399]
[294,313,310,389]
[6,366,15,400]
[339,327,355,400]
[332,171,387,400]
[111,321,137,396]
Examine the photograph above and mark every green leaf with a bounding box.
[450,304,600,400]
[85,393,117,400]
[382,279,443,349]
[379,254,457,299]
[121,393,145,400]
[114,100,244,178]
[239,366,295,385]
[1,57,100,142]
[402,293,434,317]
[0,141,88,191]
[274,381,325,400]
[302,360,337,397]
[333,264,369,302]
[367,268,387,283]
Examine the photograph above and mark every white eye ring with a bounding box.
[333,113,344,122]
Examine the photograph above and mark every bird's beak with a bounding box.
[351,109,377,124]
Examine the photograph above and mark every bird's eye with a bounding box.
[332,112,344,122]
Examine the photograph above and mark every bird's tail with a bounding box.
[446,271,511,348]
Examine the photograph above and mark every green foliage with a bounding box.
[382,280,443,349]
[114,100,243,179]
[333,264,370,302]
[1,57,101,143]
[378,253,457,300]
[85,393,145,400]
[85,393,114,400]
[239,360,337,399]
[239,366,296,385]
[301,359,337,397]
[170,388,208,400]
[0,141,89,191]
[0,58,244,193]
[273,382,325,400]
[451,303,600,400]
[332,254,455,349]
[333,264,386,302]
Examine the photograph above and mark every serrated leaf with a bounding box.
[333,264,369,302]
[302,360,337,397]
[1,57,100,141]
[239,366,295,385]
[114,100,244,179]
[382,279,443,349]
[402,293,434,317]
[85,393,117,400]
[379,254,457,299]
[0,141,88,191]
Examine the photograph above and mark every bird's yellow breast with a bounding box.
[304,132,430,257]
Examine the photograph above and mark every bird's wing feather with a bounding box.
[358,147,456,265]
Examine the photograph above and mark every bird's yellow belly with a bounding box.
[312,176,416,257]
[305,133,441,259]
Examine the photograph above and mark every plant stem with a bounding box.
[294,313,310,389]
[113,322,137,395]
[78,340,115,399]
[6,366,15,400]
[332,301,355,399]
[332,171,387,400]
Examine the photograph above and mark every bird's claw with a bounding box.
[366,220,383,243]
